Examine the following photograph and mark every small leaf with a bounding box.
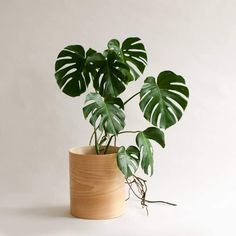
[83,93,125,135]
[135,127,165,176]
[107,39,120,54]
[117,146,140,178]
[143,127,165,148]
[136,132,154,176]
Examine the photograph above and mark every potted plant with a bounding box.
[54,37,189,219]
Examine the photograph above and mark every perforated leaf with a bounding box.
[117,146,140,178]
[55,45,96,97]
[139,71,189,129]
[108,37,147,81]
[83,93,125,135]
[136,127,165,175]
[90,51,130,97]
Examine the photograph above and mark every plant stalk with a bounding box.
[118,130,140,135]
[104,134,114,154]
[104,130,140,154]
[89,126,100,146]
[124,91,140,105]
[94,127,100,155]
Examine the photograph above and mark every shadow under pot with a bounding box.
[69,146,125,219]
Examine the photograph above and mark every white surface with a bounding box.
[1,0,236,235]
[1,198,235,236]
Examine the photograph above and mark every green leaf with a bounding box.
[135,127,165,176]
[55,45,96,97]
[139,71,189,129]
[143,127,165,148]
[136,132,154,176]
[90,51,130,97]
[107,39,120,54]
[117,146,140,178]
[83,93,125,135]
[108,37,147,81]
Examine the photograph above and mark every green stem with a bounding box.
[94,127,99,155]
[97,129,104,144]
[118,130,140,135]
[104,130,140,154]
[124,92,140,105]
[104,135,113,154]
[89,130,95,146]
[89,126,99,145]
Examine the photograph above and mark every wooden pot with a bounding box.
[69,146,125,219]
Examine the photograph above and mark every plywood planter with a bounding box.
[69,146,125,219]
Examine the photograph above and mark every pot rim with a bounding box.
[69,145,119,158]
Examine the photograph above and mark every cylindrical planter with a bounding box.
[69,146,125,219]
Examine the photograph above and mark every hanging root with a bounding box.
[125,175,177,215]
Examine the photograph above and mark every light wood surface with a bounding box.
[69,146,125,219]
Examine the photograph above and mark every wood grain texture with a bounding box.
[69,146,125,219]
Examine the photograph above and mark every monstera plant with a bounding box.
[55,37,189,213]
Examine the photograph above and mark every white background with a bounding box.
[0,0,236,235]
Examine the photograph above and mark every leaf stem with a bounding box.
[118,130,140,135]
[104,134,113,154]
[94,127,100,155]
[89,126,100,145]
[124,91,140,105]
[104,130,140,154]
[97,129,104,144]
[89,129,95,146]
